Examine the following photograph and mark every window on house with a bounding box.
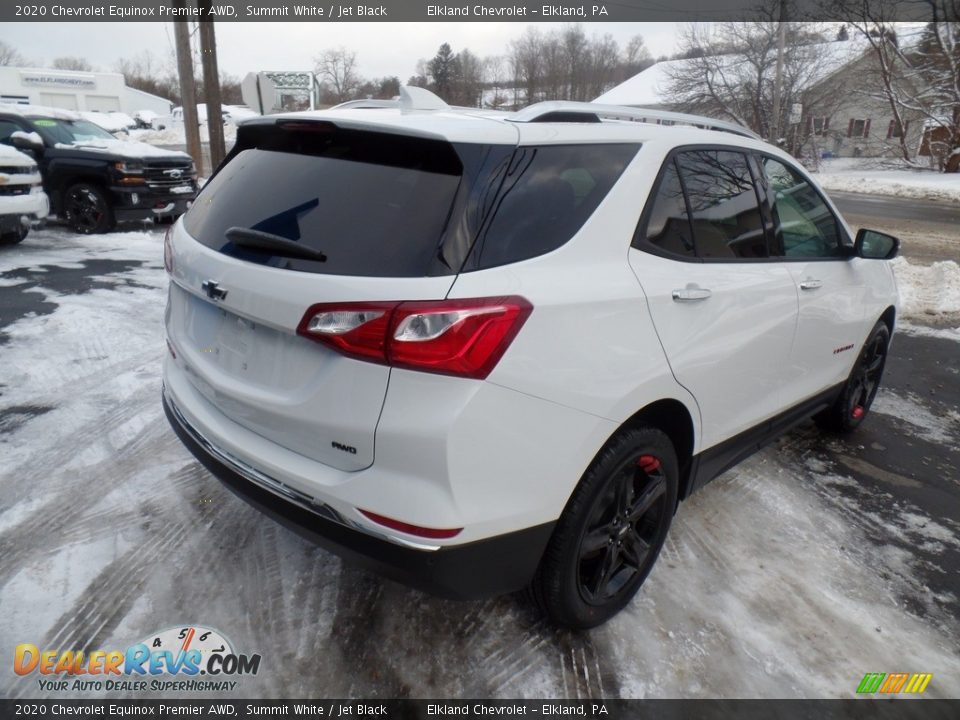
[810,117,830,136]
[887,119,908,139]
[848,118,871,138]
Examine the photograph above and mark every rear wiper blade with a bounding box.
[225,227,327,262]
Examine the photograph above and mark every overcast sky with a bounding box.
[5,22,684,81]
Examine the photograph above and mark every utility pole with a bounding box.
[770,1,787,144]
[197,0,225,169]
[173,14,204,177]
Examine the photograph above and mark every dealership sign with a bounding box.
[20,72,96,89]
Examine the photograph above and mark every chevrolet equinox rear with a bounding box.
[163,89,900,628]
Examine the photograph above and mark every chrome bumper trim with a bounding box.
[163,385,441,552]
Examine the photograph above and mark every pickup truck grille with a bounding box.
[0,185,31,196]
[143,160,195,190]
[0,166,34,175]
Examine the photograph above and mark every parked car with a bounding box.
[0,104,198,233]
[161,89,900,628]
[0,141,49,244]
[78,110,138,135]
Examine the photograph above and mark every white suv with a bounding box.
[162,90,900,628]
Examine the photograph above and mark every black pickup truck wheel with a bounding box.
[64,183,115,234]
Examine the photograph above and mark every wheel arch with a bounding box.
[618,398,696,504]
[879,305,896,334]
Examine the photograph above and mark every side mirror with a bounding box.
[855,228,899,260]
[10,130,44,153]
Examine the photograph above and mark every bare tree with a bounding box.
[51,56,94,71]
[587,33,622,99]
[455,49,484,107]
[844,9,960,172]
[483,55,509,108]
[115,51,180,103]
[0,40,23,66]
[314,47,360,103]
[509,27,543,106]
[664,22,834,144]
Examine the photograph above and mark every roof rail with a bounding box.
[509,101,760,139]
[329,99,398,110]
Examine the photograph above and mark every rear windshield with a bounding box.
[183,125,465,277]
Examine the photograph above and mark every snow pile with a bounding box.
[78,111,137,133]
[128,123,238,146]
[814,158,960,202]
[891,256,960,321]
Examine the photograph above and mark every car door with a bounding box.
[756,154,868,407]
[628,148,799,452]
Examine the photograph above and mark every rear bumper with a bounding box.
[162,389,555,600]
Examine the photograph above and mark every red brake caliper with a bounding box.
[637,455,661,473]
[851,405,865,419]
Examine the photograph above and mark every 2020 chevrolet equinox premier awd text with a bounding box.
[162,88,900,628]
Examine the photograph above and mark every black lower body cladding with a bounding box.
[162,391,555,600]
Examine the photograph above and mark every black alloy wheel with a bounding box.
[64,183,115,234]
[816,320,890,433]
[530,426,679,629]
[577,453,668,605]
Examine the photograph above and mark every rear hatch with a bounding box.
[167,117,514,471]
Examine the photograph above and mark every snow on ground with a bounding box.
[813,158,960,202]
[891,256,960,323]
[1,226,959,700]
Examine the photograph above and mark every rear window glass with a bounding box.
[183,126,464,277]
[640,158,695,259]
[677,150,767,259]
[467,144,640,270]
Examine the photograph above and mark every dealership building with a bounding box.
[0,66,173,115]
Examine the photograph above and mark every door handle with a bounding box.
[672,287,712,302]
[799,279,823,290]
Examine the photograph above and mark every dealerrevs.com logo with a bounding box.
[14,625,261,693]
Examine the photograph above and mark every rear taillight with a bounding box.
[296,301,398,363]
[297,296,532,380]
[163,227,173,274]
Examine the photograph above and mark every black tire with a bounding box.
[63,182,115,234]
[815,321,890,433]
[530,426,679,629]
[0,225,27,245]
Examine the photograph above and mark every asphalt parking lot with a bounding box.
[1,223,958,700]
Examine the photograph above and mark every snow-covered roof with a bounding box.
[595,38,872,107]
[125,86,174,106]
[594,61,685,107]
[0,102,81,120]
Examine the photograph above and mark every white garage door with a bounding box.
[38,92,78,110]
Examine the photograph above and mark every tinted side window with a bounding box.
[0,119,23,144]
[677,150,767,259]
[763,157,843,258]
[640,158,695,259]
[471,143,640,270]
